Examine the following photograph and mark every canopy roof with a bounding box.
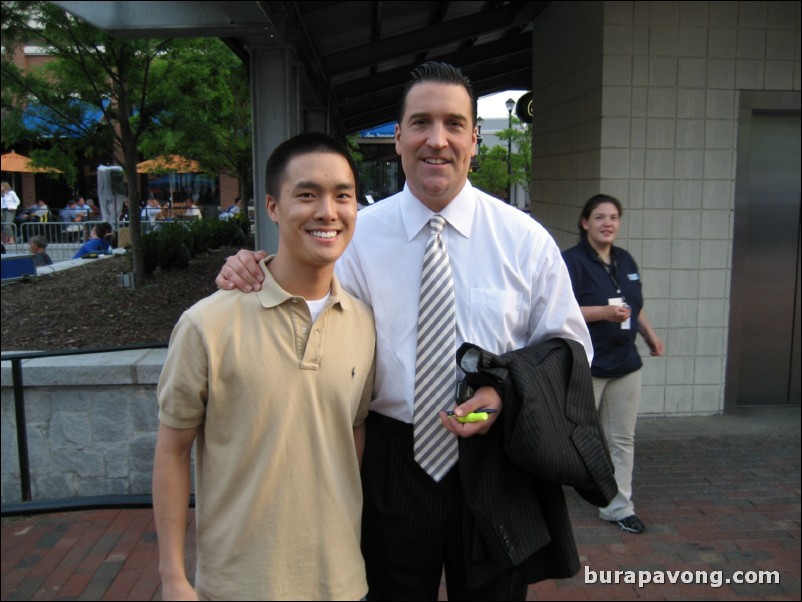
[53,1,546,134]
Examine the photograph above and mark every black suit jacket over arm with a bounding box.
[457,338,616,588]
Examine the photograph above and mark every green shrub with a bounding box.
[158,223,192,271]
[186,219,210,256]
[233,211,251,235]
[129,217,246,276]
[141,231,162,275]
[207,218,230,249]
[229,221,246,246]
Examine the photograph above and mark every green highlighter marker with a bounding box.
[445,409,498,423]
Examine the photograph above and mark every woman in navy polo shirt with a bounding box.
[562,194,664,535]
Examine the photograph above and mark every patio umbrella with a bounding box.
[0,150,62,173]
[136,154,202,174]
[137,155,204,202]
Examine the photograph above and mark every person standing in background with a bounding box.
[1,181,21,244]
[562,193,665,535]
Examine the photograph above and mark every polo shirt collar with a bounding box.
[400,181,475,242]
[256,256,350,311]
[579,236,597,259]
[580,237,619,263]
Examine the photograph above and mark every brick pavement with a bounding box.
[2,425,800,600]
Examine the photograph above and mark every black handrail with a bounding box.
[1,342,170,517]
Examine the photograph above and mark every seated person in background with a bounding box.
[73,222,113,259]
[229,196,242,216]
[74,197,91,221]
[32,199,50,221]
[15,201,39,225]
[154,202,173,222]
[60,199,78,222]
[219,197,241,221]
[28,235,53,266]
[86,198,101,219]
[140,197,161,222]
[182,197,202,220]
[14,199,49,224]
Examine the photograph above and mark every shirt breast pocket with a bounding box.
[467,288,524,349]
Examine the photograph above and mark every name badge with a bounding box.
[609,297,630,330]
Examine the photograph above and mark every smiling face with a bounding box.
[267,151,357,271]
[395,82,477,212]
[581,201,621,251]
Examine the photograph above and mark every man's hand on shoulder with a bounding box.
[216,249,268,292]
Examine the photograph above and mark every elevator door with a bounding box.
[728,111,801,406]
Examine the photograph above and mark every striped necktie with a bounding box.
[413,214,458,481]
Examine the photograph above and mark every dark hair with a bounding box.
[265,132,358,199]
[94,222,113,238]
[578,194,623,238]
[398,62,477,126]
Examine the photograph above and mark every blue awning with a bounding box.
[21,98,111,138]
[359,123,396,138]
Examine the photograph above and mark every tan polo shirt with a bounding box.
[158,258,375,601]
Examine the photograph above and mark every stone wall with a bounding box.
[1,348,167,504]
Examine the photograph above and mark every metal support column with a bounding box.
[249,45,301,254]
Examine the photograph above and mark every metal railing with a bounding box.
[4,220,162,261]
[1,342,178,517]
[6,214,254,249]
[20,219,163,241]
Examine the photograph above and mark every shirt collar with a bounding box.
[400,181,475,241]
[256,256,350,311]
[580,237,619,263]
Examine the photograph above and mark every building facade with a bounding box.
[531,1,801,414]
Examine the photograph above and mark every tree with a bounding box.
[497,117,533,201]
[1,0,174,283]
[140,38,252,201]
[346,134,364,163]
[469,117,532,204]
[468,145,509,199]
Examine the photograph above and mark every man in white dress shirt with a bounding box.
[216,62,592,601]
[140,197,161,222]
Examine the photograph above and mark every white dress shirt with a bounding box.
[336,181,592,423]
[141,205,161,222]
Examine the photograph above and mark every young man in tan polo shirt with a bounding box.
[152,132,375,601]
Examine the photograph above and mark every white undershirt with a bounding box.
[305,292,331,322]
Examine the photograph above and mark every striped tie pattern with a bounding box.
[413,214,458,481]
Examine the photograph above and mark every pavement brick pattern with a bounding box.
[2,433,799,601]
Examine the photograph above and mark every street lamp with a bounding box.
[505,97,515,204]
[471,116,484,173]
